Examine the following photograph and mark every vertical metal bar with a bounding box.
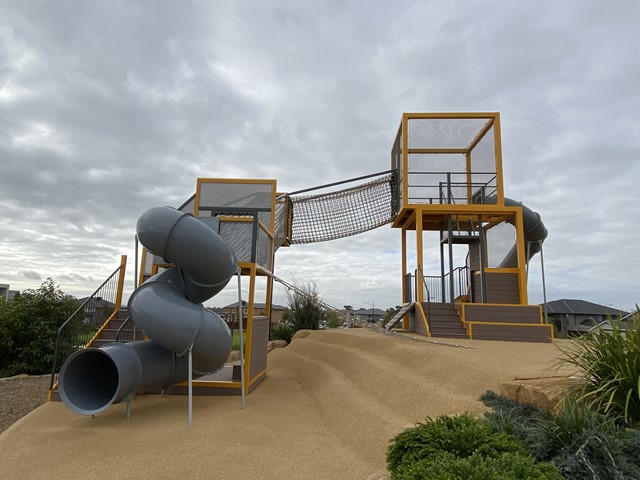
[188,345,193,427]
[477,214,487,303]
[439,229,445,302]
[237,269,246,409]
[251,216,259,263]
[447,214,454,303]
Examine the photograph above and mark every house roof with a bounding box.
[223,300,286,310]
[542,299,628,317]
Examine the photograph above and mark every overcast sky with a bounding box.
[1,1,638,313]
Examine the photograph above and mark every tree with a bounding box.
[325,311,342,328]
[286,281,323,332]
[0,278,79,377]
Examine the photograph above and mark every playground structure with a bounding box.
[385,113,551,341]
[52,112,552,415]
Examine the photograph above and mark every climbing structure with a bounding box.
[388,112,552,342]
[132,112,553,397]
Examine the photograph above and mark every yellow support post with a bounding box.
[114,254,127,311]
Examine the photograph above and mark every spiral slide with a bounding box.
[485,196,548,267]
[58,207,237,416]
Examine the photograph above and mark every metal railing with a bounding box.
[115,316,142,343]
[50,257,126,390]
[412,266,470,304]
[407,171,497,205]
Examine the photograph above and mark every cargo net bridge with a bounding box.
[275,170,397,248]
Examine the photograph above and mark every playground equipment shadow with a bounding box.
[0,329,568,480]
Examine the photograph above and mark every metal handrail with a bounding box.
[49,264,124,390]
[417,265,431,329]
[115,316,138,343]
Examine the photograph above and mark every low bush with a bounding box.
[269,321,294,343]
[482,391,640,479]
[386,413,560,479]
[393,451,563,480]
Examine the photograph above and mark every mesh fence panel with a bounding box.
[288,174,395,244]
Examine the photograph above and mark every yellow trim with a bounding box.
[483,267,519,274]
[401,113,409,209]
[249,368,267,385]
[514,208,528,304]
[85,308,121,347]
[465,151,472,203]
[416,213,424,303]
[401,229,407,304]
[114,254,127,311]
[138,248,148,285]
[403,112,499,120]
[493,113,505,203]
[415,302,431,337]
[408,148,468,154]
[218,216,253,222]
[467,118,495,152]
[245,263,257,395]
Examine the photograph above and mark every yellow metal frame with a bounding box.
[393,112,545,342]
[191,178,278,395]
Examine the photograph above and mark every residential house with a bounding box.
[0,284,19,301]
[222,300,286,328]
[542,299,630,335]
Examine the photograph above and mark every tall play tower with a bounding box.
[388,112,552,342]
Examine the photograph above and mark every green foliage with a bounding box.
[0,278,79,377]
[386,414,560,479]
[325,311,342,329]
[285,281,323,332]
[481,391,640,479]
[269,321,294,342]
[231,329,247,351]
[556,313,640,424]
[393,451,563,480]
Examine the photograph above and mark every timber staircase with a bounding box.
[91,308,144,347]
[384,303,415,330]
[426,302,468,339]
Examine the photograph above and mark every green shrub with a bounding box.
[556,313,640,424]
[387,414,526,475]
[325,311,342,328]
[482,391,640,479]
[0,278,79,376]
[393,451,563,480]
[269,321,294,342]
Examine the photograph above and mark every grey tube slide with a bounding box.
[58,207,236,415]
[485,196,547,268]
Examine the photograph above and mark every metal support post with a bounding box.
[237,269,246,409]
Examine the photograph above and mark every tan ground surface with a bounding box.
[0,329,568,480]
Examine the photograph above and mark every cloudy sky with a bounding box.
[1,1,638,313]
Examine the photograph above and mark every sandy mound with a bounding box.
[0,329,568,480]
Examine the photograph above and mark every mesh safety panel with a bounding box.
[288,174,395,244]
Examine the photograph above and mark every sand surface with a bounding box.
[0,329,567,480]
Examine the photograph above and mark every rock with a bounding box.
[292,330,311,340]
[268,340,288,352]
[501,377,581,412]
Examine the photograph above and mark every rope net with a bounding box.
[286,173,396,244]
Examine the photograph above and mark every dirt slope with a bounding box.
[0,329,565,480]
